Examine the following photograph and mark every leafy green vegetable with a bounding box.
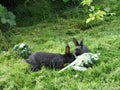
[13,43,31,59]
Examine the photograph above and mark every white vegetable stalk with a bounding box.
[59,53,100,73]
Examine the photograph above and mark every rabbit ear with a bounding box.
[80,39,84,46]
[73,38,79,46]
[65,44,70,54]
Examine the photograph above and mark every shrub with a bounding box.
[0,4,16,31]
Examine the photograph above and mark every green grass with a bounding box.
[0,0,120,89]
[0,16,120,90]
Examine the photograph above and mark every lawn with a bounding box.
[0,15,120,90]
[0,0,120,89]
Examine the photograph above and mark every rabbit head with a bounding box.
[73,38,89,56]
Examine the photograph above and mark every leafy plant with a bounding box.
[53,0,107,23]
[81,0,93,6]
[13,43,32,59]
[80,0,107,23]
[0,4,16,30]
[86,6,106,23]
[59,53,101,72]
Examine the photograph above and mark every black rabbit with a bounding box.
[73,38,90,56]
[25,44,75,71]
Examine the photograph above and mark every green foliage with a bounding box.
[0,31,7,50]
[63,0,70,3]
[86,8,106,23]
[0,30,12,50]
[0,4,16,28]
[62,0,107,23]
[81,1,107,23]
[81,0,93,6]
[13,43,31,59]
[14,0,55,26]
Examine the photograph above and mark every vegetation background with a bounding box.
[0,0,120,90]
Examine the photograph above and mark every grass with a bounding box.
[0,1,120,89]
[0,16,120,90]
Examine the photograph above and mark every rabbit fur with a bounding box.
[25,44,75,71]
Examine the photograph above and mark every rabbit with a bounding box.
[25,44,75,71]
[73,38,90,56]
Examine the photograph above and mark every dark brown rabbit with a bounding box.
[73,38,90,56]
[25,44,75,71]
